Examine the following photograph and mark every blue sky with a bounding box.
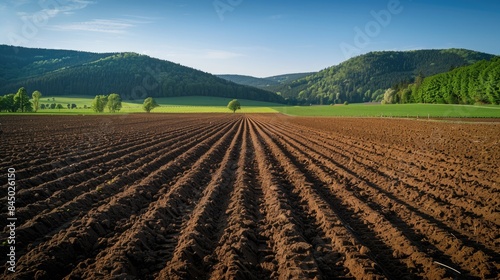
[1,0,499,77]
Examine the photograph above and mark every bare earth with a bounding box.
[1,114,498,279]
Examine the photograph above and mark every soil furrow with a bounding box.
[258,116,497,278]
[9,117,229,213]
[280,119,499,199]
[274,119,498,248]
[248,117,325,279]
[206,118,268,280]
[253,118,402,279]
[12,118,204,181]
[2,116,240,279]
[2,114,497,280]
[5,118,231,256]
[158,117,244,279]
[276,119,499,206]
[11,118,232,209]
[64,116,243,279]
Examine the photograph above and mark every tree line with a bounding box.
[0,88,164,113]
[0,87,38,112]
[273,49,495,104]
[384,57,500,105]
[1,49,284,104]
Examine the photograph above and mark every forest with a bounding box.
[0,45,284,103]
[274,49,495,104]
[402,57,500,104]
[1,45,498,106]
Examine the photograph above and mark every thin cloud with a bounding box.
[51,19,136,34]
[17,0,93,21]
[121,14,161,22]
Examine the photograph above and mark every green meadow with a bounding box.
[274,103,500,118]
[31,96,279,114]
[3,95,499,118]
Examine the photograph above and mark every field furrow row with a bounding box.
[1,114,497,280]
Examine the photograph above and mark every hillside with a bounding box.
[405,57,500,104]
[277,49,495,104]
[217,74,280,88]
[266,72,315,84]
[0,45,284,103]
[217,72,314,91]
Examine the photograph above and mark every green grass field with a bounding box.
[2,96,500,118]
[274,103,500,118]
[31,96,280,114]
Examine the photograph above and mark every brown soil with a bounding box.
[1,114,498,280]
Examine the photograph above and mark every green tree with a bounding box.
[32,90,42,112]
[382,88,396,104]
[227,99,241,113]
[106,93,122,113]
[143,97,159,113]
[4,94,16,112]
[56,104,63,111]
[91,95,108,113]
[14,87,32,112]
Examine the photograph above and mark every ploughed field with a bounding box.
[1,114,499,280]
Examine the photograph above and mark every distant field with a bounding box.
[3,96,500,117]
[274,103,500,118]
[32,96,280,114]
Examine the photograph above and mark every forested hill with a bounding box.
[277,49,495,104]
[217,72,314,90]
[217,74,280,88]
[407,57,500,104]
[0,45,284,103]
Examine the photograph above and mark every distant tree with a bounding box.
[91,95,107,113]
[415,72,425,88]
[0,96,5,112]
[67,104,71,109]
[14,87,32,112]
[227,99,241,113]
[50,103,56,109]
[106,93,122,113]
[1,94,15,112]
[344,101,349,105]
[143,97,159,113]
[40,104,46,110]
[382,88,396,104]
[56,104,63,111]
[71,103,77,109]
[32,90,42,112]
[83,104,88,109]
